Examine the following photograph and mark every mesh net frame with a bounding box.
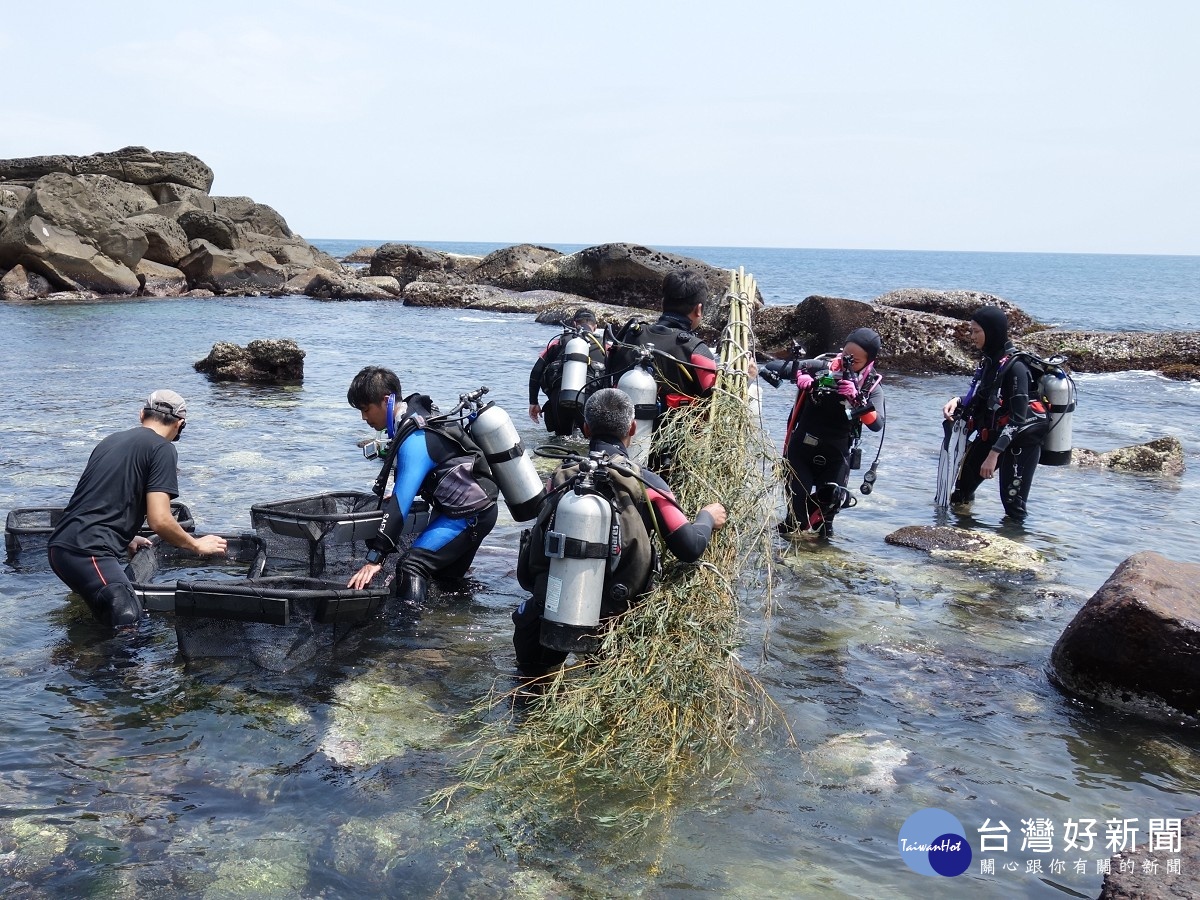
[5,501,196,559]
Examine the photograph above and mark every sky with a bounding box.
[3,1,1198,255]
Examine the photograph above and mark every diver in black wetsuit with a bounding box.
[942,306,1045,522]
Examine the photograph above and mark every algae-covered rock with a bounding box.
[202,835,308,899]
[806,730,911,792]
[1073,436,1185,475]
[319,674,452,766]
[0,818,72,880]
[884,524,1046,576]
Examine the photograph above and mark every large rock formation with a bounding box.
[0,147,337,297]
[194,339,305,383]
[369,243,482,287]
[530,243,752,310]
[1050,551,1200,727]
[1023,330,1200,380]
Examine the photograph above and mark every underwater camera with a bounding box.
[358,435,389,461]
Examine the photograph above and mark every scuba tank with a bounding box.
[554,335,591,437]
[1038,366,1077,466]
[616,365,658,465]
[540,468,613,653]
[468,403,546,521]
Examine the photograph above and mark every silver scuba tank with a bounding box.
[616,366,658,465]
[1039,366,1076,466]
[540,485,612,653]
[554,335,591,437]
[468,404,547,521]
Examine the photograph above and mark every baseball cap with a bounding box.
[145,389,188,421]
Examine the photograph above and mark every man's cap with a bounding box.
[573,308,597,323]
[145,389,188,421]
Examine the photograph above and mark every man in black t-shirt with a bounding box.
[48,390,227,627]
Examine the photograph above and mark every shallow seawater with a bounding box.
[1,294,1198,897]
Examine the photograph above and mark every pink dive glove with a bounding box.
[836,377,859,399]
[795,373,814,391]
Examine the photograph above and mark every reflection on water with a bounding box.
[0,296,1198,896]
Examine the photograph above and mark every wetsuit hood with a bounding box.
[971,306,1009,359]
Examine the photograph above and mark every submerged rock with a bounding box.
[884,525,1046,576]
[1073,436,1185,475]
[194,338,304,383]
[1050,551,1200,727]
[1099,812,1200,899]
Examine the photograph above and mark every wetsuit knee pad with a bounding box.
[90,581,143,628]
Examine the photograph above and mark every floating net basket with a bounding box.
[124,533,267,613]
[249,491,429,578]
[5,500,196,561]
[173,576,390,671]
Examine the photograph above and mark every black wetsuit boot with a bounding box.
[395,571,429,606]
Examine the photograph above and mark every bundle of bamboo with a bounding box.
[437,268,783,837]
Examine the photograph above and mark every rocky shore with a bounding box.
[2,147,1197,379]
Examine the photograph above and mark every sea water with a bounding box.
[0,242,1196,897]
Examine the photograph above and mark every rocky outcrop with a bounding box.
[283,267,399,301]
[194,339,305,383]
[531,243,751,310]
[342,245,377,264]
[1050,551,1200,727]
[0,264,52,302]
[874,288,1036,336]
[178,240,286,293]
[472,244,563,290]
[1099,812,1200,899]
[1022,330,1200,379]
[755,295,977,374]
[0,147,337,299]
[401,281,603,317]
[1074,437,1185,475]
[134,259,188,298]
[0,146,215,192]
[369,243,481,287]
[884,525,1046,576]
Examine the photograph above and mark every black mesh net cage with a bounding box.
[124,533,267,612]
[5,501,196,565]
[173,576,390,672]
[249,491,429,579]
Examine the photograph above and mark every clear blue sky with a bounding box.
[4,1,1197,254]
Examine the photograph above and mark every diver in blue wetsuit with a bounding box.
[346,366,498,605]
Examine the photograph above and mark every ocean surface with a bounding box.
[0,241,1197,898]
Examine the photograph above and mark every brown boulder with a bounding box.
[147,183,216,211]
[177,240,286,294]
[177,209,241,250]
[0,264,53,302]
[0,146,214,192]
[369,243,481,286]
[1073,437,1185,475]
[0,215,140,294]
[283,267,398,301]
[531,243,741,311]
[211,196,293,239]
[134,259,187,297]
[194,339,304,383]
[0,172,148,270]
[124,213,191,266]
[473,244,563,290]
[341,245,377,264]
[874,288,1036,336]
[1050,551,1200,727]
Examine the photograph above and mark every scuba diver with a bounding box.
[942,306,1048,522]
[606,269,717,409]
[346,366,499,605]
[512,388,727,679]
[48,390,228,628]
[760,328,885,537]
[528,307,608,436]
[605,269,718,465]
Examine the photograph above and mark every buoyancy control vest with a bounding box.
[964,351,1072,460]
[379,393,498,518]
[784,355,883,454]
[607,316,710,402]
[516,452,659,653]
